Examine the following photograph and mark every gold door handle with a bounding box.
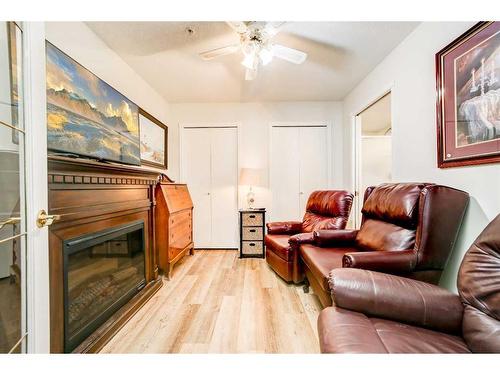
[36,210,61,228]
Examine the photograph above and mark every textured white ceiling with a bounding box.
[86,21,419,102]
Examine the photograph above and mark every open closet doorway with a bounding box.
[354,92,392,227]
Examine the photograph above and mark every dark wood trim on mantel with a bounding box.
[48,155,161,183]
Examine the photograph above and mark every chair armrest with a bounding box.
[289,232,314,246]
[343,249,417,272]
[313,229,358,247]
[329,268,464,335]
[266,221,303,235]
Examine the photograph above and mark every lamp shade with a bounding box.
[239,168,261,186]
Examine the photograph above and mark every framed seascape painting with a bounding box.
[436,21,500,168]
[139,109,168,169]
[46,42,141,165]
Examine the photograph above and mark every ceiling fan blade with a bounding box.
[226,21,249,34]
[272,44,307,64]
[199,44,240,60]
[245,68,257,81]
[264,22,286,37]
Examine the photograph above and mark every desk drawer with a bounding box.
[241,241,263,255]
[242,227,263,241]
[241,212,263,226]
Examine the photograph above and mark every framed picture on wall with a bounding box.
[436,21,500,168]
[139,108,168,169]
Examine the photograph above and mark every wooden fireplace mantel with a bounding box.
[47,155,167,353]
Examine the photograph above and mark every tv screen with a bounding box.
[46,42,140,165]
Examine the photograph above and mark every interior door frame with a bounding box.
[268,121,332,222]
[22,22,50,353]
[351,85,393,228]
[179,122,241,248]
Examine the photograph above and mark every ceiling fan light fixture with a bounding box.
[259,47,273,66]
[241,53,257,70]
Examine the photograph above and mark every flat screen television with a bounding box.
[46,42,141,165]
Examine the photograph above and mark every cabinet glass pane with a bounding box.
[0,236,23,353]
[0,22,23,131]
[0,21,25,353]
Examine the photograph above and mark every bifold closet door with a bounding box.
[210,128,238,248]
[270,127,301,221]
[270,126,328,221]
[182,128,212,247]
[298,127,328,214]
[181,127,238,249]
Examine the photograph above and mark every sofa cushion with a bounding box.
[300,244,357,291]
[302,214,347,233]
[306,190,353,218]
[458,214,500,353]
[264,234,292,261]
[355,218,416,252]
[362,183,427,228]
[318,307,471,354]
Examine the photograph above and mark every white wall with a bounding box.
[343,22,500,291]
[44,22,174,176]
[170,101,343,210]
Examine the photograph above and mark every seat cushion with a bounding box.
[265,234,292,261]
[300,244,357,291]
[318,307,471,354]
[355,218,416,252]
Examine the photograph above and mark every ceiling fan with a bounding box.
[199,21,308,80]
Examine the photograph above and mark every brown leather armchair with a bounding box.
[300,183,469,306]
[265,190,353,283]
[318,213,500,353]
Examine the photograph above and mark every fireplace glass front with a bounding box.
[63,221,146,352]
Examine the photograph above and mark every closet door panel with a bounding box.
[181,128,212,248]
[270,127,301,221]
[299,127,328,214]
[210,128,238,248]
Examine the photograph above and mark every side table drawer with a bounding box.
[241,212,263,226]
[242,227,263,241]
[241,241,263,255]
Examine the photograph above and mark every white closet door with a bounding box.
[210,127,238,248]
[270,127,301,221]
[181,128,212,247]
[298,127,328,214]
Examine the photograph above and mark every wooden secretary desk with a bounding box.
[155,175,194,279]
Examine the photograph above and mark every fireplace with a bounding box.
[48,156,162,353]
[63,220,146,352]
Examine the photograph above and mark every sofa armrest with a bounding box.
[329,268,464,335]
[289,232,315,246]
[313,229,358,247]
[343,249,417,272]
[266,221,303,235]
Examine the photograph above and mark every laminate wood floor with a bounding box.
[101,250,322,353]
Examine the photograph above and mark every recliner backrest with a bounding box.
[458,214,500,353]
[302,190,353,233]
[356,183,425,252]
[356,182,469,281]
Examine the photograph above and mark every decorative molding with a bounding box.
[48,173,157,186]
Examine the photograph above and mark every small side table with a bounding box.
[239,209,266,258]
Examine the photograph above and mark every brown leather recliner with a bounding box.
[318,213,500,353]
[265,190,353,283]
[299,183,469,306]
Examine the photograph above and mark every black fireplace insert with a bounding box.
[63,220,146,352]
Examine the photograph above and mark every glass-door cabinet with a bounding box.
[0,21,27,353]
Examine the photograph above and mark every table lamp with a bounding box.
[239,168,261,209]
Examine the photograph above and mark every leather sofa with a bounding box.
[298,183,469,306]
[265,190,353,283]
[318,213,500,353]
